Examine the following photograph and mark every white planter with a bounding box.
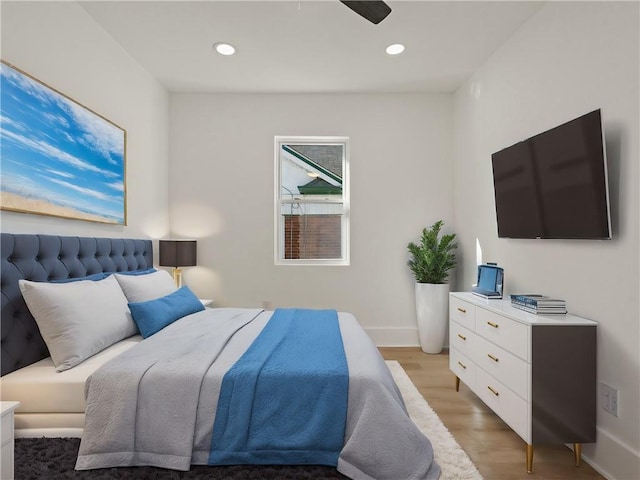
[415,283,450,354]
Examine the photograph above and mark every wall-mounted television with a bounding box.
[491,109,611,239]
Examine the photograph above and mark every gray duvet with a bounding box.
[75,308,440,480]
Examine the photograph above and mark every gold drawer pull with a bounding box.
[488,354,499,362]
[457,307,467,314]
[488,386,500,396]
[487,321,499,328]
[457,333,467,341]
[457,361,467,370]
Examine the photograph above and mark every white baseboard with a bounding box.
[364,327,420,346]
[365,326,453,350]
[578,426,640,480]
[16,427,82,438]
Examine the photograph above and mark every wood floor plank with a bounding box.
[379,347,606,480]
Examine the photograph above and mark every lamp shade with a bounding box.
[159,240,197,268]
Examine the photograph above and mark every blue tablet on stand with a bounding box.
[472,264,504,299]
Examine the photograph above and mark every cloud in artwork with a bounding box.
[1,66,57,106]
[45,168,75,179]
[0,113,28,132]
[106,181,125,192]
[61,96,124,166]
[2,129,120,178]
[43,111,69,129]
[48,178,119,203]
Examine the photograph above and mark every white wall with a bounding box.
[0,2,170,242]
[169,93,453,344]
[452,2,639,478]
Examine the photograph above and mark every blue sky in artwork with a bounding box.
[0,63,125,223]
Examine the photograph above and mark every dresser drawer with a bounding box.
[449,322,478,358]
[475,335,529,400]
[450,347,476,391]
[450,297,476,331]
[476,309,529,361]
[476,369,530,442]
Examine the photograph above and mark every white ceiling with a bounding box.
[80,0,543,93]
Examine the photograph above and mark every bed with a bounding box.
[0,233,440,479]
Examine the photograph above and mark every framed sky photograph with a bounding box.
[0,60,126,225]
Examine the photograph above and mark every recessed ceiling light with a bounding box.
[213,42,236,56]
[386,43,405,55]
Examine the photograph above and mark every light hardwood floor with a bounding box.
[379,347,606,480]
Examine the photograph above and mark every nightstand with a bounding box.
[1,401,20,480]
[200,299,213,307]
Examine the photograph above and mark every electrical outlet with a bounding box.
[601,383,618,417]
[262,300,273,310]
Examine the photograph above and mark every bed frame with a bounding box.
[1,233,153,377]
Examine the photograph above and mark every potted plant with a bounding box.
[407,220,457,353]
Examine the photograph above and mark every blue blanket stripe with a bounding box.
[208,308,349,466]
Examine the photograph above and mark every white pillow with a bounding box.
[19,275,137,372]
[114,269,177,303]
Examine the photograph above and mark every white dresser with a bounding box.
[449,292,597,473]
[1,401,20,480]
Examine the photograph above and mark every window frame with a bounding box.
[274,136,350,266]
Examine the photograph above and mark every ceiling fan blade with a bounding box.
[340,1,392,25]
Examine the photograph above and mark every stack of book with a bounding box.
[510,294,567,314]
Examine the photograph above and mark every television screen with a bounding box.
[491,109,611,239]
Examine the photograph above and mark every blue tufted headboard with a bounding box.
[1,234,153,376]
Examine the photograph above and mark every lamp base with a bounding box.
[172,268,183,287]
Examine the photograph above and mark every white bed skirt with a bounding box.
[15,413,84,438]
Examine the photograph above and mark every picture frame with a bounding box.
[0,60,127,225]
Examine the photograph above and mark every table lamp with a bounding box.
[159,239,197,287]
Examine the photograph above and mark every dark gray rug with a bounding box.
[15,438,349,479]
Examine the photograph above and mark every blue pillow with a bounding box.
[114,268,157,276]
[128,285,204,338]
[51,272,108,283]
[52,269,156,283]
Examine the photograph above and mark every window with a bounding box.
[275,136,349,265]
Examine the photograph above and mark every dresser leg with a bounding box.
[574,443,582,467]
[526,444,534,473]
[455,376,460,392]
